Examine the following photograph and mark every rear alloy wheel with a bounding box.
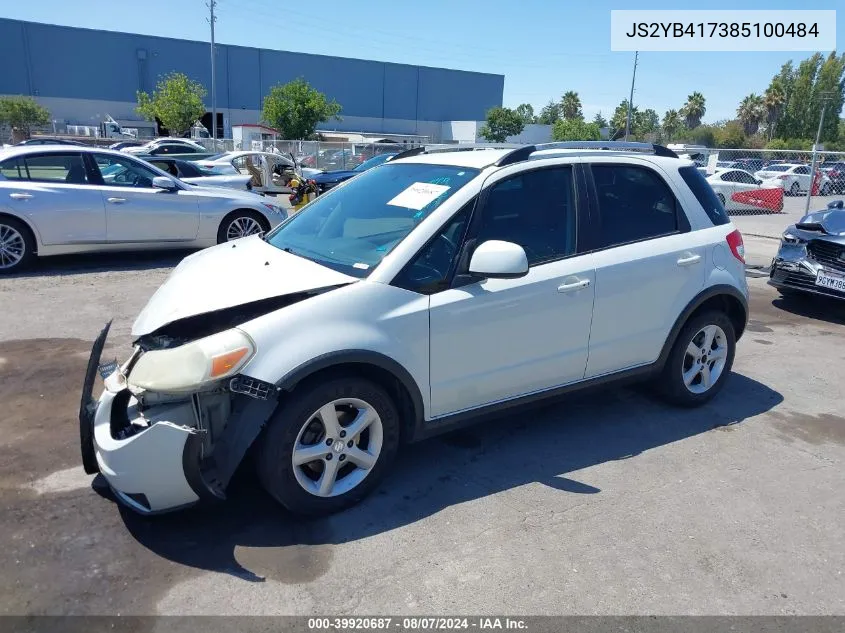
[0,217,35,274]
[217,210,268,243]
[258,377,400,515]
[789,182,800,196]
[657,311,736,407]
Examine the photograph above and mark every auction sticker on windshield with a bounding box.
[387,182,450,210]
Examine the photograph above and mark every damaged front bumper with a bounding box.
[79,323,278,515]
[769,241,845,301]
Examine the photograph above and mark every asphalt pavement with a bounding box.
[0,241,843,617]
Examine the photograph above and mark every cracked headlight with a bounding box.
[128,329,255,393]
[781,230,805,245]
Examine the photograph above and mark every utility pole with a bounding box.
[805,91,835,214]
[624,51,638,141]
[207,0,217,141]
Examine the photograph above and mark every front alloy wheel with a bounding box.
[291,398,384,498]
[258,377,400,515]
[226,216,263,240]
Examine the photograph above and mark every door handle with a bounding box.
[107,197,127,204]
[9,192,32,200]
[558,279,591,293]
[677,254,702,266]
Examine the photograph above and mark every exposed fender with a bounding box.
[275,349,425,435]
[656,284,749,370]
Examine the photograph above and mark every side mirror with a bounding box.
[152,176,178,191]
[468,240,529,279]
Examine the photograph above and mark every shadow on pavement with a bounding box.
[5,249,194,278]
[772,294,845,327]
[118,372,783,582]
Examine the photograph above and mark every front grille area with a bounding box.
[771,268,845,299]
[808,240,845,272]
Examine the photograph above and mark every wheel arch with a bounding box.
[275,350,425,444]
[656,284,748,370]
[0,210,41,252]
[218,207,272,238]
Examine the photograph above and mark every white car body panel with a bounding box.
[754,164,831,193]
[181,174,252,190]
[132,235,357,336]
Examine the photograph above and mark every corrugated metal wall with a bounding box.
[0,18,504,122]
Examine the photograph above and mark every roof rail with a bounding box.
[495,141,679,166]
[392,142,524,162]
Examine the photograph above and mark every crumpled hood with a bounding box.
[795,207,845,236]
[132,235,356,336]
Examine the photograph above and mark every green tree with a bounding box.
[774,53,845,142]
[610,100,636,138]
[592,111,608,128]
[560,91,583,120]
[736,94,766,136]
[515,103,535,125]
[763,82,786,139]
[551,118,601,141]
[0,95,50,140]
[714,120,746,148]
[684,125,716,147]
[136,72,207,137]
[634,108,660,137]
[478,107,525,142]
[537,100,561,125]
[681,92,706,129]
[661,109,684,142]
[261,78,342,140]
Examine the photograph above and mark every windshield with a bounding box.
[353,153,396,172]
[264,162,479,278]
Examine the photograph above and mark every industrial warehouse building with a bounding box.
[0,18,506,143]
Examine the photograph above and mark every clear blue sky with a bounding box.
[3,0,842,122]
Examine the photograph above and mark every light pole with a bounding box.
[804,90,835,214]
[624,51,638,141]
[207,0,217,142]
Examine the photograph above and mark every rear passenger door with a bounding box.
[583,162,705,378]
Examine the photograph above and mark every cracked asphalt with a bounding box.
[0,244,843,616]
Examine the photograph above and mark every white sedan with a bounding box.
[754,163,833,196]
[702,167,785,213]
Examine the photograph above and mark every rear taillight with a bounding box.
[726,229,745,264]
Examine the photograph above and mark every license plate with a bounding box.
[815,269,845,292]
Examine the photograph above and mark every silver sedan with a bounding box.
[0,146,288,273]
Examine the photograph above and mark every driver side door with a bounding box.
[90,153,200,243]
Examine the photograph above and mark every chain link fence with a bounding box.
[675,147,844,218]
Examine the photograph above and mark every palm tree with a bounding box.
[681,92,706,129]
[737,94,766,136]
[763,83,786,139]
[661,109,683,142]
[560,91,583,120]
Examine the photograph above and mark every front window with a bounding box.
[93,154,160,188]
[264,163,479,278]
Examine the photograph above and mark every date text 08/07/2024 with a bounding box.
[624,22,819,39]
[307,617,528,630]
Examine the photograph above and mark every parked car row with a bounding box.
[0,145,288,273]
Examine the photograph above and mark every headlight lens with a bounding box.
[781,230,805,245]
[128,329,255,393]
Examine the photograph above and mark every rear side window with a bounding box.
[0,158,27,180]
[678,165,730,226]
[591,164,679,247]
[24,153,88,184]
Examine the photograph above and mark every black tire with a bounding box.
[789,182,799,196]
[257,376,401,516]
[0,216,36,274]
[216,210,270,244]
[820,183,831,196]
[655,311,736,408]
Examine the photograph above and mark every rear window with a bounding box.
[678,165,730,226]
